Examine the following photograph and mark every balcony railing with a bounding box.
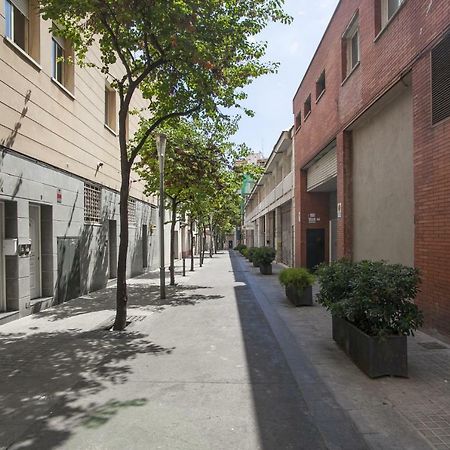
[244,171,293,223]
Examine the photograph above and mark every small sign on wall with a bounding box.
[337,202,342,219]
[308,213,317,224]
[57,189,62,204]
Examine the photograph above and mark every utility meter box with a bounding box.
[3,238,18,256]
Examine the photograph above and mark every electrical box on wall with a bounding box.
[18,240,32,257]
[3,238,18,256]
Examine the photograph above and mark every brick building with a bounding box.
[293,0,450,336]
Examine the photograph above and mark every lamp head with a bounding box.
[155,133,167,158]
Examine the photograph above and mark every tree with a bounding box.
[39,0,291,330]
[137,118,227,285]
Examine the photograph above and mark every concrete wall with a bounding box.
[352,87,414,266]
[0,150,158,317]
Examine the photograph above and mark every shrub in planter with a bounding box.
[279,268,315,306]
[234,244,247,253]
[247,247,257,262]
[316,260,423,378]
[254,247,276,275]
[241,248,248,258]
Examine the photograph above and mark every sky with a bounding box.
[232,0,339,157]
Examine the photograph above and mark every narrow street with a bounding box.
[0,251,447,449]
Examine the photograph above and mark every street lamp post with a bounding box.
[156,133,167,300]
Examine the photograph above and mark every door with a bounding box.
[108,220,117,279]
[142,224,148,269]
[306,228,325,271]
[0,202,5,311]
[57,237,81,303]
[29,204,41,299]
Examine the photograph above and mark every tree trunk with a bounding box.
[190,220,195,271]
[202,227,207,264]
[113,163,131,331]
[209,222,213,258]
[199,224,203,267]
[170,198,177,285]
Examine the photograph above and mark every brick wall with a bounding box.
[293,0,450,336]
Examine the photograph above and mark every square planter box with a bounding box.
[259,263,272,275]
[252,261,259,267]
[285,285,313,306]
[332,316,408,378]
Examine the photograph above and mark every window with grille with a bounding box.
[432,33,450,125]
[128,198,136,223]
[84,183,101,223]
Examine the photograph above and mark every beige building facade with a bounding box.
[0,0,176,323]
[243,129,295,266]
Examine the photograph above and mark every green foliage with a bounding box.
[247,247,257,262]
[234,244,247,253]
[316,260,424,337]
[39,0,293,164]
[253,247,276,266]
[241,248,249,258]
[279,268,315,291]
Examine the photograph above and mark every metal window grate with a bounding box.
[84,183,101,223]
[128,198,136,223]
[432,32,450,125]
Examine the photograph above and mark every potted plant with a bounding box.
[279,268,315,306]
[316,260,423,378]
[241,247,248,258]
[246,247,258,265]
[254,247,276,275]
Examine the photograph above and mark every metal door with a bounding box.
[57,237,81,303]
[29,204,41,299]
[108,220,117,279]
[306,228,325,271]
[142,224,148,268]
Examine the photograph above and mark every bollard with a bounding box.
[183,257,186,277]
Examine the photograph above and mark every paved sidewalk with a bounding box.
[1,252,447,450]
[0,252,335,449]
[233,253,450,450]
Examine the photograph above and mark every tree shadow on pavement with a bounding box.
[0,328,174,449]
[33,275,224,322]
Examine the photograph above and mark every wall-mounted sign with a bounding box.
[337,202,342,219]
[57,188,62,204]
[308,213,317,224]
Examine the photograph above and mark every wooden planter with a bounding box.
[285,285,313,306]
[259,263,272,275]
[332,316,408,378]
[253,260,259,268]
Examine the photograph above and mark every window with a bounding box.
[5,0,40,61]
[84,183,102,223]
[295,111,301,130]
[128,198,136,223]
[304,94,311,119]
[105,83,117,132]
[51,24,75,93]
[432,32,450,125]
[342,13,360,80]
[316,70,326,100]
[382,0,405,28]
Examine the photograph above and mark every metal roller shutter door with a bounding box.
[307,146,337,192]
